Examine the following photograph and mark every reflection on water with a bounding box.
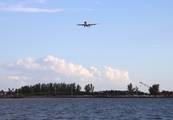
[0,98,173,120]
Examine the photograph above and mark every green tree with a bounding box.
[149,84,160,95]
[76,84,81,92]
[127,83,135,95]
[84,84,94,93]
[134,86,139,95]
[21,86,30,94]
[33,83,41,93]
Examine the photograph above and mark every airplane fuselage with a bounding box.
[84,21,90,27]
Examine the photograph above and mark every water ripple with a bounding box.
[0,98,173,119]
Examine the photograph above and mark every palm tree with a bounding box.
[127,83,135,95]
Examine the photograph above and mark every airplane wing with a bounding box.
[77,24,85,26]
[88,24,97,26]
[77,23,99,27]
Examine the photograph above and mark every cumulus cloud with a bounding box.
[0,55,132,90]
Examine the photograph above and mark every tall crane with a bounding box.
[139,81,163,96]
[139,81,150,95]
[139,81,150,88]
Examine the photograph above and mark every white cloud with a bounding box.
[90,66,101,76]
[0,1,94,13]
[0,3,63,13]
[0,76,27,90]
[103,66,130,86]
[0,55,132,91]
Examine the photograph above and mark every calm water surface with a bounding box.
[0,98,173,120]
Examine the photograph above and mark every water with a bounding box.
[0,98,173,120]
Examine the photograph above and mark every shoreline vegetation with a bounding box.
[1,82,173,99]
[1,95,173,99]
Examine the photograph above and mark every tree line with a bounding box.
[127,83,173,96]
[6,82,173,97]
[9,82,95,96]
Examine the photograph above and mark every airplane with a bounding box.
[77,21,98,27]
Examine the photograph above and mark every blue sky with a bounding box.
[0,0,173,92]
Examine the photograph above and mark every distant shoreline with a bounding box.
[1,95,173,99]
